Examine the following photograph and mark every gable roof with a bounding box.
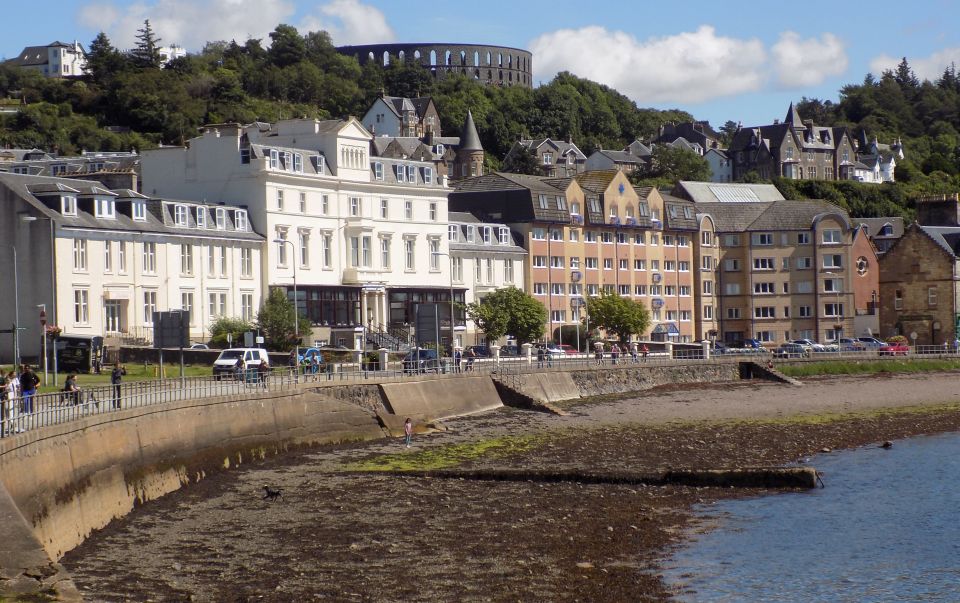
[694,199,847,232]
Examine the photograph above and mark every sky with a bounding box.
[2,0,960,129]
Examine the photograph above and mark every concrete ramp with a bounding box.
[515,372,582,403]
[741,361,803,386]
[379,376,503,420]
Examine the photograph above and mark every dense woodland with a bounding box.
[1,23,959,219]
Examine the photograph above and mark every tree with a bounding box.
[256,288,312,351]
[208,316,255,348]
[645,145,712,182]
[585,292,650,342]
[86,32,128,83]
[465,287,546,345]
[718,120,739,146]
[132,20,162,69]
[501,144,543,175]
[268,24,307,68]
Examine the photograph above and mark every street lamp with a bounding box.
[273,238,299,376]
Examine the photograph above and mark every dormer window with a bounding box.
[396,164,406,183]
[283,152,292,170]
[448,224,459,241]
[683,206,694,219]
[269,149,279,170]
[132,200,146,221]
[294,153,303,172]
[588,198,602,213]
[466,226,476,243]
[435,144,445,155]
[61,195,77,216]
[374,162,384,180]
[556,196,567,210]
[424,167,433,184]
[499,227,510,244]
[216,208,226,229]
[235,210,247,231]
[406,165,416,182]
[570,201,581,215]
[174,204,188,226]
[482,227,492,244]
[240,148,250,164]
[51,164,67,176]
[95,197,116,219]
[196,207,206,228]
[638,202,650,217]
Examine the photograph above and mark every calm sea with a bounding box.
[664,432,960,602]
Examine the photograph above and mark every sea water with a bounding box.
[665,432,960,602]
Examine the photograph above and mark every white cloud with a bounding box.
[76,0,392,51]
[299,0,395,45]
[771,31,847,87]
[530,25,768,104]
[870,47,960,81]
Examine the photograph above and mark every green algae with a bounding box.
[342,435,543,472]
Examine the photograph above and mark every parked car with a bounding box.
[726,339,767,354]
[838,338,866,352]
[857,337,886,350]
[791,339,828,352]
[879,341,910,356]
[403,348,440,374]
[212,348,269,380]
[499,345,520,357]
[190,343,210,350]
[773,343,809,359]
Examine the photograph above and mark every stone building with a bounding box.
[502,138,587,177]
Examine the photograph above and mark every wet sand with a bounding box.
[62,372,960,602]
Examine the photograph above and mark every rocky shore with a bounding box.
[62,372,960,602]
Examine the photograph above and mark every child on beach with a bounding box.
[404,418,413,448]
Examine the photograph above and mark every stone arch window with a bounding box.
[508,54,513,69]
[487,69,492,80]
[498,69,503,80]
[498,53,503,67]
[383,51,390,66]
[460,50,466,65]
[474,51,479,66]
[414,50,421,60]
[474,68,480,79]
[398,50,405,62]
[445,50,452,66]
[368,51,375,62]
[430,49,437,65]
[509,72,513,82]
[486,51,492,65]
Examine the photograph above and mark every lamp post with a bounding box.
[273,238,299,377]
[12,245,20,370]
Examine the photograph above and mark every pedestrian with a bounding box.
[594,342,604,366]
[641,344,649,362]
[454,348,462,373]
[4,371,19,435]
[630,342,639,363]
[19,365,39,415]
[63,374,82,405]
[310,354,321,381]
[537,345,545,369]
[0,371,7,437]
[611,343,621,365]
[403,417,413,448]
[234,357,244,381]
[288,350,298,377]
[466,347,476,372]
[258,358,269,390]
[110,363,125,409]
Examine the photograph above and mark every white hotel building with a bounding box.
[142,118,459,347]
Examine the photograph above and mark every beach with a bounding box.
[62,371,960,602]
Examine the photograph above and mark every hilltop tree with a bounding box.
[132,20,162,69]
[268,24,307,68]
[86,32,128,83]
[501,145,543,175]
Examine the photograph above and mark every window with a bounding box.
[215,208,226,229]
[448,224,459,242]
[703,305,713,319]
[635,259,646,270]
[701,231,712,246]
[556,196,567,210]
[499,227,510,244]
[618,285,630,295]
[118,242,127,273]
[381,237,391,268]
[132,200,146,221]
[395,164,406,183]
[756,331,775,343]
[824,303,844,317]
[543,152,553,165]
[533,283,546,295]
[754,282,775,294]
[240,248,252,277]
[799,305,812,318]
[894,289,903,310]
[679,261,690,272]
[618,259,628,270]
[362,236,372,268]
[601,232,613,244]
[634,232,645,245]
[180,244,193,275]
[321,195,329,215]
[725,283,741,295]
[531,227,545,240]
[724,259,740,271]
[753,257,775,270]
[754,306,776,318]
[664,235,674,246]
[504,259,514,282]
[727,308,741,319]
[275,189,284,211]
[429,239,440,271]
[476,259,483,282]
[405,239,415,271]
[665,285,676,296]
[822,255,842,269]
[430,203,438,221]
[181,292,194,318]
[928,286,938,307]
[584,230,596,242]
[407,165,416,182]
[487,259,494,282]
[241,294,254,321]
[723,234,740,246]
[294,153,303,173]
[538,194,549,209]
[299,192,307,213]
[404,200,413,220]
[635,284,647,296]
[649,233,659,246]
[452,257,464,282]
[651,260,660,270]
[144,290,158,323]
[380,198,389,219]
[73,239,87,270]
[103,242,112,272]
[194,208,206,228]
[680,285,691,296]
[588,198,602,213]
[208,292,227,318]
[702,280,713,294]
[321,233,332,269]
[315,155,326,175]
[95,197,115,219]
[61,195,77,215]
[585,257,598,269]
[551,256,565,268]
[350,197,361,217]
[603,258,613,269]
[568,229,580,242]
[586,284,599,296]
[74,289,89,324]
[823,278,842,293]
[571,201,581,215]
[174,204,188,225]
[424,167,433,184]
[374,162,384,180]
[751,233,773,246]
[532,255,546,268]
[548,229,561,242]
[299,232,309,267]
[466,226,476,243]
[797,232,811,245]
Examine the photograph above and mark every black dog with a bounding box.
[262,485,283,501]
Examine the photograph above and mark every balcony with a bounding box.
[342,266,388,285]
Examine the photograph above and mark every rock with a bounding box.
[821,447,832,453]
[575,562,594,569]
[881,441,893,449]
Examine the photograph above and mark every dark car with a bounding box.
[773,343,808,359]
[403,348,440,374]
[499,345,520,357]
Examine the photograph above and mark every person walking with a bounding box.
[630,342,639,363]
[258,358,270,390]
[641,344,649,362]
[454,348,462,373]
[611,343,621,365]
[63,374,82,405]
[594,342,604,366]
[110,363,125,409]
[466,347,476,372]
[537,345,545,369]
[19,365,39,415]
[403,417,414,448]
[4,371,19,435]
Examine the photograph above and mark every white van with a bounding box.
[212,348,269,380]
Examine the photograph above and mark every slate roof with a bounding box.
[673,181,785,203]
[459,110,483,152]
[455,172,563,195]
[660,193,699,231]
[516,138,587,159]
[694,199,849,232]
[573,170,619,194]
[591,149,645,165]
[854,217,904,239]
[915,225,960,257]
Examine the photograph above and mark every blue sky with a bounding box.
[3,0,960,129]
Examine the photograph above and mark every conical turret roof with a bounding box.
[784,102,803,126]
[459,109,483,152]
